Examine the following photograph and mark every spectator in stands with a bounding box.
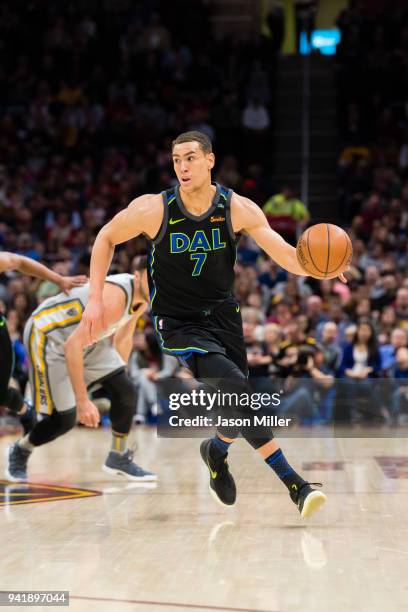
[262,186,309,244]
[380,328,408,375]
[242,97,270,132]
[278,345,333,423]
[390,347,408,425]
[394,288,408,328]
[320,321,342,376]
[264,322,282,361]
[305,295,327,329]
[339,319,383,421]
[242,97,270,160]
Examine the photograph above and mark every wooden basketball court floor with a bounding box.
[1,426,408,612]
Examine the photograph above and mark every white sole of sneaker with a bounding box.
[102,464,157,482]
[3,469,26,483]
[301,491,327,518]
[209,485,235,508]
[4,446,28,483]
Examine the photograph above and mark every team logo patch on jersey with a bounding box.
[210,216,225,222]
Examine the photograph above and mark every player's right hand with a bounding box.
[77,399,100,428]
[81,299,106,345]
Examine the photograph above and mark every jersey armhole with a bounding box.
[225,189,238,243]
[151,191,169,245]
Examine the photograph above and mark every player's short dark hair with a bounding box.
[133,255,148,272]
[172,131,212,154]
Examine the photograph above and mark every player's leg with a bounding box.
[212,302,326,516]
[190,352,326,516]
[243,436,326,518]
[0,314,14,406]
[97,369,156,481]
[185,351,244,506]
[0,314,36,433]
[6,324,76,481]
[6,408,77,482]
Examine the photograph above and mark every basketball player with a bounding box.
[0,252,86,434]
[80,131,346,517]
[5,258,156,483]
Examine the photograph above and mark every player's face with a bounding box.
[172,142,215,192]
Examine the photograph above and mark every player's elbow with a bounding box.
[8,253,21,270]
[97,223,117,249]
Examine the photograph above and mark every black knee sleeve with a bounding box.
[192,353,274,444]
[28,408,76,447]
[101,371,136,435]
[241,433,274,449]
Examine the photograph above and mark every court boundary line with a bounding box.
[70,595,279,612]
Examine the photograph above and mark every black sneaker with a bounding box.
[5,442,31,482]
[200,439,236,507]
[290,482,326,518]
[103,450,157,481]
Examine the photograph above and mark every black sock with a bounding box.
[265,448,306,494]
[19,403,37,435]
[209,436,232,460]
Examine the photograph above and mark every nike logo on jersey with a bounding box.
[169,217,186,225]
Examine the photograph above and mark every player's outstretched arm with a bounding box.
[231,195,307,275]
[81,194,162,345]
[0,252,87,294]
[232,195,347,281]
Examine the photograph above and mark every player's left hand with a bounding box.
[77,398,100,428]
[338,264,350,283]
[58,275,88,294]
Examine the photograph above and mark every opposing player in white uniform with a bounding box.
[6,257,156,482]
[0,251,86,432]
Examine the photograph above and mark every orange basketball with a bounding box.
[296,223,352,279]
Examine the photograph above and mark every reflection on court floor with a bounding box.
[1,427,408,612]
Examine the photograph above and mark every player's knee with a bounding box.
[56,409,77,436]
[242,433,274,450]
[107,374,137,433]
[28,408,77,447]
[120,377,137,411]
[196,353,248,390]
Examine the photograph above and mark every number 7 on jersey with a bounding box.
[190,253,207,276]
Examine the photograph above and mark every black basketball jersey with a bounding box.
[147,182,239,318]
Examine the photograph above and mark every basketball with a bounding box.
[296,223,352,279]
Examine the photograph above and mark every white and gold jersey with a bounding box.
[24,273,137,414]
[30,273,136,347]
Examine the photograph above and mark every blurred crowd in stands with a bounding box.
[0,1,407,428]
